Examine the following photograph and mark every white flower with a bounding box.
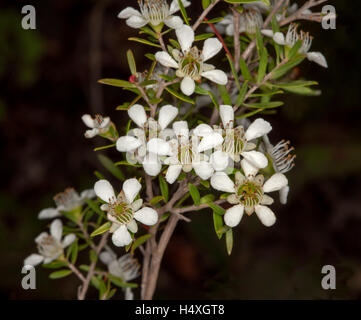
[100,249,140,300]
[195,105,271,171]
[163,121,215,183]
[38,188,96,219]
[118,0,190,30]
[24,219,76,266]
[82,114,111,138]
[155,25,228,96]
[210,160,288,227]
[262,23,328,68]
[116,104,178,176]
[261,135,295,204]
[94,179,158,247]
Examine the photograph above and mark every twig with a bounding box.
[192,0,222,31]
[66,260,86,282]
[232,6,241,72]
[172,199,226,214]
[78,232,109,300]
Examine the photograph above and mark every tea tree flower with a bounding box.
[155,25,228,96]
[164,121,217,184]
[262,23,328,68]
[116,104,178,176]
[118,0,190,30]
[94,179,158,247]
[100,250,140,300]
[82,114,118,140]
[262,135,296,204]
[195,105,271,171]
[24,219,76,266]
[210,160,288,227]
[38,188,96,220]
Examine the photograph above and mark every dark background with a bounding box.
[1,0,360,299]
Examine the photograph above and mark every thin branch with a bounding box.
[66,260,86,282]
[192,0,222,31]
[172,199,226,214]
[232,6,241,72]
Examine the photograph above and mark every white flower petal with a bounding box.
[224,204,244,228]
[263,173,288,193]
[94,179,116,203]
[198,132,223,153]
[38,208,60,220]
[116,136,142,152]
[245,118,272,141]
[126,15,148,29]
[84,128,99,138]
[201,69,228,85]
[128,104,147,128]
[24,254,44,267]
[125,288,134,300]
[279,185,289,205]
[118,7,142,19]
[242,151,268,169]
[123,178,142,204]
[127,219,138,233]
[255,205,276,227]
[210,151,229,171]
[80,189,96,200]
[219,105,234,128]
[193,161,214,180]
[241,159,259,177]
[142,153,162,176]
[62,234,76,248]
[81,114,95,128]
[134,207,158,226]
[147,138,171,156]
[164,15,183,29]
[307,52,328,68]
[166,164,182,184]
[112,225,132,247]
[155,51,179,69]
[273,32,286,45]
[169,0,191,14]
[173,121,189,138]
[202,38,223,62]
[131,199,143,212]
[193,123,213,137]
[99,251,116,265]
[210,172,235,193]
[35,232,48,244]
[50,219,63,241]
[180,76,195,96]
[158,104,178,130]
[176,25,194,52]
[261,29,274,38]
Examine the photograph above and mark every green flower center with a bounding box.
[237,181,263,207]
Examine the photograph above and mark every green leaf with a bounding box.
[93,144,116,152]
[159,175,169,202]
[224,0,265,3]
[255,27,264,55]
[98,78,134,88]
[195,33,214,41]
[213,212,224,240]
[202,0,211,9]
[244,101,284,109]
[234,80,249,108]
[165,86,195,104]
[272,80,318,88]
[200,194,215,204]
[126,49,137,75]
[209,202,225,215]
[114,161,142,168]
[98,154,125,180]
[128,37,161,48]
[218,85,232,105]
[131,234,152,254]
[177,0,190,25]
[272,55,305,80]
[108,274,138,288]
[188,183,201,206]
[42,260,68,269]
[85,199,104,216]
[70,239,78,264]
[226,228,233,255]
[257,47,268,83]
[288,40,302,59]
[90,222,111,237]
[150,195,164,205]
[49,269,72,279]
[239,57,252,81]
[202,17,224,24]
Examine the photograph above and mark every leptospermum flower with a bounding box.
[82,114,115,139]
[262,23,328,68]
[210,160,288,227]
[118,0,190,30]
[94,179,158,247]
[195,105,271,172]
[261,135,296,204]
[116,104,178,176]
[100,250,140,300]
[164,121,218,184]
[155,25,228,96]
[24,219,76,266]
[38,188,96,220]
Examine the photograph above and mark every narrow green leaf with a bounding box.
[257,47,268,83]
[218,85,232,105]
[42,260,68,269]
[165,86,195,104]
[200,194,215,204]
[131,234,152,255]
[90,222,111,237]
[213,212,224,240]
[108,274,138,288]
[159,175,169,202]
[150,195,164,205]
[272,55,305,80]
[98,78,134,88]
[126,49,137,75]
[209,202,225,215]
[188,183,201,206]
[177,0,190,25]
[128,37,161,48]
[239,57,252,81]
[49,269,72,279]
[226,228,233,255]
[194,33,214,41]
[98,154,125,180]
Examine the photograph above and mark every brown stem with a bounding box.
[192,0,222,31]
[232,6,241,72]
